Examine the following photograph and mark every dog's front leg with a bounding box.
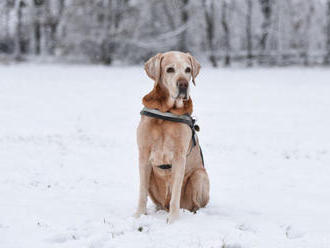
[167,155,185,224]
[134,153,151,218]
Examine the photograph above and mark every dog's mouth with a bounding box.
[177,88,189,101]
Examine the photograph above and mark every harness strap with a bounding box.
[140,107,197,146]
[140,107,204,169]
[157,164,172,169]
[157,145,204,170]
[140,107,193,126]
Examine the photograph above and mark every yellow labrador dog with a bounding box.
[134,51,209,223]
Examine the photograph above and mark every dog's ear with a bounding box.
[144,53,163,83]
[187,53,201,86]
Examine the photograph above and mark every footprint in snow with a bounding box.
[285,225,305,239]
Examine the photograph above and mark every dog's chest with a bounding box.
[138,116,191,168]
[139,118,188,166]
[148,124,175,166]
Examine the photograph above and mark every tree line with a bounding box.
[1,0,330,67]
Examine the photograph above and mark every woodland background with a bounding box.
[1,0,330,67]
[2,1,330,247]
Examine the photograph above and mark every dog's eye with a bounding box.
[185,67,191,73]
[166,67,175,73]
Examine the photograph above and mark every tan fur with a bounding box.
[135,51,209,223]
[142,84,193,115]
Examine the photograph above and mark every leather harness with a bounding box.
[140,107,204,169]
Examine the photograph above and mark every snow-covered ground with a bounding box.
[1,65,330,248]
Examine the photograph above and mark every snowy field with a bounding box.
[1,65,330,248]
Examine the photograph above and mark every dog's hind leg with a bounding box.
[181,168,209,212]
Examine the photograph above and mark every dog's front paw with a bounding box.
[166,211,180,224]
[133,210,146,218]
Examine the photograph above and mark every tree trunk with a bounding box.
[179,0,189,52]
[101,0,113,65]
[258,0,272,65]
[246,0,253,66]
[203,0,218,67]
[42,0,65,55]
[14,0,25,60]
[34,22,41,54]
[48,23,57,55]
[4,2,11,39]
[324,0,330,65]
[221,0,230,66]
[303,3,313,66]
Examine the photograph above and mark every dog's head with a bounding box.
[144,51,200,101]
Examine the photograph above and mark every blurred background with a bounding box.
[1,0,330,66]
[1,1,330,247]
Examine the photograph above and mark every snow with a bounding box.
[0,65,330,248]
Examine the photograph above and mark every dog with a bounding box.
[134,51,209,223]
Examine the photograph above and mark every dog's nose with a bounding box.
[177,79,188,89]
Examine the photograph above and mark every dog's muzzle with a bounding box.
[177,79,188,100]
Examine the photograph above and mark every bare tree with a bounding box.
[302,2,314,66]
[100,0,114,65]
[32,0,43,55]
[221,0,231,66]
[4,1,13,39]
[258,0,272,64]
[1,0,330,66]
[325,0,330,65]
[101,0,130,64]
[179,0,189,52]
[43,0,65,55]
[246,0,253,66]
[202,0,218,67]
[14,0,27,60]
